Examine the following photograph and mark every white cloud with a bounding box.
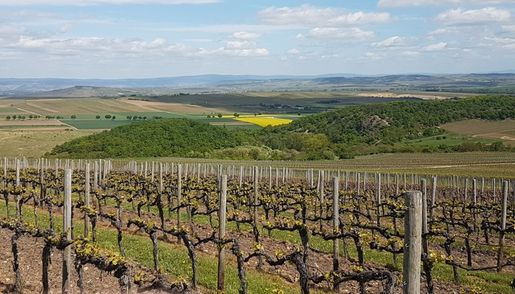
[484,36,515,49]
[287,48,300,55]
[437,7,511,25]
[372,36,405,48]
[306,27,375,41]
[0,0,219,5]
[259,5,390,27]
[401,51,421,57]
[423,42,448,51]
[378,0,514,8]
[232,31,260,40]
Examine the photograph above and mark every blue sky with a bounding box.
[0,0,514,78]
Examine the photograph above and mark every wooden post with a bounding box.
[239,166,243,188]
[15,158,20,186]
[431,176,437,209]
[319,170,325,223]
[62,169,73,294]
[84,163,91,237]
[403,191,422,294]
[93,161,98,190]
[332,177,340,286]
[497,181,508,271]
[159,163,163,193]
[217,175,227,291]
[376,173,382,225]
[177,164,182,227]
[357,173,361,194]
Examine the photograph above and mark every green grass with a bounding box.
[61,119,138,129]
[402,133,495,148]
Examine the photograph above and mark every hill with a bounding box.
[49,96,515,160]
[271,95,515,157]
[3,73,515,96]
[48,119,244,158]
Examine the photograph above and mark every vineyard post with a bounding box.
[345,171,349,190]
[159,162,163,193]
[319,170,325,228]
[332,176,340,291]
[269,166,272,189]
[493,178,496,199]
[497,181,508,271]
[62,169,73,294]
[481,177,485,201]
[15,158,20,218]
[357,173,361,195]
[177,164,182,227]
[151,161,155,183]
[464,178,468,203]
[217,175,228,291]
[239,166,243,188]
[430,176,437,223]
[420,179,433,293]
[254,166,263,269]
[93,161,98,190]
[15,158,20,187]
[3,157,6,187]
[85,162,91,237]
[197,163,201,183]
[275,168,279,186]
[376,173,382,225]
[403,191,422,294]
[395,174,399,195]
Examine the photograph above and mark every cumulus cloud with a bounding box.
[378,0,513,8]
[372,36,405,48]
[0,0,219,5]
[259,5,390,27]
[423,42,448,51]
[437,7,511,25]
[231,31,260,40]
[305,27,375,41]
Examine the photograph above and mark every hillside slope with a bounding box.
[49,119,244,158]
[282,95,515,145]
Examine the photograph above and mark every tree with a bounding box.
[233,113,240,118]
[71,115,77,119]
[6,116,10,120]
[105,115,112,119]
[126,115,132,120]
[112,116,116,120]
[217,113,223,118]
[96,115,101,119]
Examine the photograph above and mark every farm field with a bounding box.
[0,130,98,157]
[0,159,513,294]
[442,119,515,146]
[234,116,293,127]
[0,97,301,130]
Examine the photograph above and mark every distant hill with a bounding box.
[2,73,515,96]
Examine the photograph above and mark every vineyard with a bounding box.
[0,158,513,293]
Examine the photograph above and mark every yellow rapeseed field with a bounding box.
[234,116,293,127]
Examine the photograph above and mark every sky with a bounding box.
[0,0,515,78]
